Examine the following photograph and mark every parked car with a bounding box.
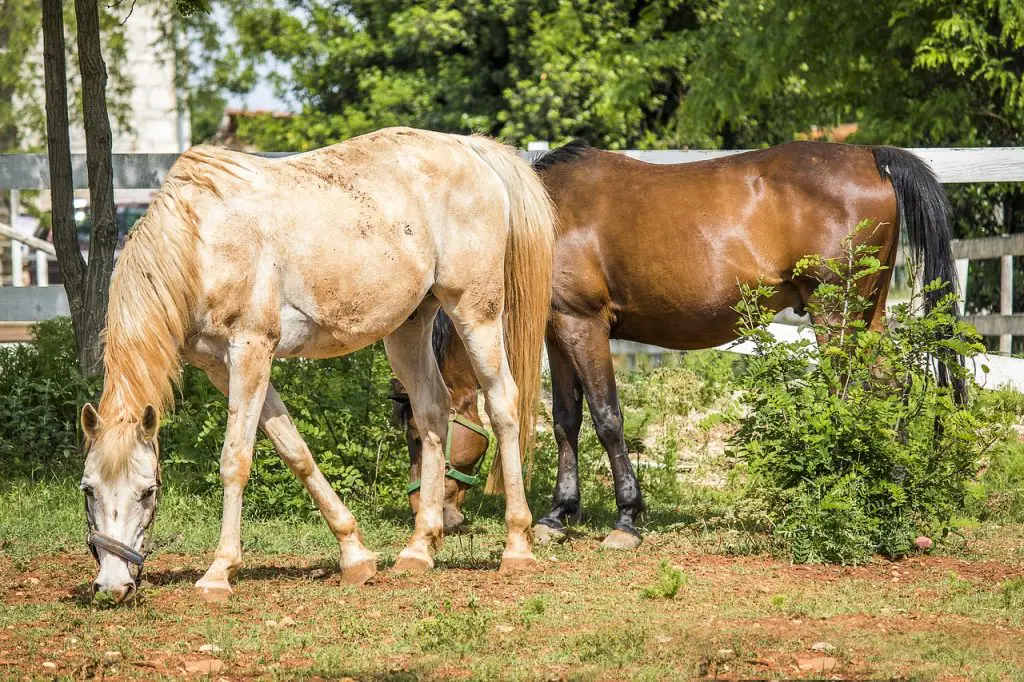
[73,198,147,257]
[35,200,150,285]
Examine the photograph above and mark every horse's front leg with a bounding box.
[195,335,274,598]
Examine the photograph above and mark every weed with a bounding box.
[641,561,688,599]
[1001,576,1024,610]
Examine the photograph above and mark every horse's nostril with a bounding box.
[92,582,102,595]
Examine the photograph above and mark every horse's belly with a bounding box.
[276,268,430,359]
[612,308,743,350]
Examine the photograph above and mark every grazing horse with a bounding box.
[394,140,960,547]
[79,127,555,603]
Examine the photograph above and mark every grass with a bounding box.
[2,481,1024,680]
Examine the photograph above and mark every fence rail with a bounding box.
[1,147,1023,190]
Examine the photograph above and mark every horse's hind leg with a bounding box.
[554,314,645,550]
[259,385,377,584]
[534,328,584,544]
[385,300,451,572]
[444,310,536,570]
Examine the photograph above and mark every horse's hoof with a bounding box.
[601,529,643,551]
[340,557,377,586]
[195,580,233,602]
[393,553,433,573]
[532,523,567,545]
[499,552,538,573]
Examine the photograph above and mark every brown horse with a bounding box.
[395,140,960,546]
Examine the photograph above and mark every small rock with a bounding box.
[810,641,835,652]
[654,634,672,644]
[42,662,56,670]
[184,659,224,674]
[790,619,803,625]
[198,644,222,653]
[495,624,515,634]
[264,620,278,628]
[548,555,558,562]
[27,577,39,585]
[104,651,121,661]
[280,616,296,627]
[68,638,78,645]
[797,656,837,672]
[717,649,736,660]
[915,536,934,550]
[309,568,327,579]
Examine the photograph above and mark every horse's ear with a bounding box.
[81,403,101,440]
[139,405,159,443]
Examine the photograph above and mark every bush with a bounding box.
[729,227,1003,563]
[0,318,97,478]
[0,318,410,516]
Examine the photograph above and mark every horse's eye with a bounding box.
[80,484,94,497]
[140,486,158,502]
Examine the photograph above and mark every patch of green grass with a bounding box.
[575,626,648,668]
[1001,576,1024,610]
[641,560,688,599]
[416,598,492,657]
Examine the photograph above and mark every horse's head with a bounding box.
[390,378,489,532]
[80,403,162,604]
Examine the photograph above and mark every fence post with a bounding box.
[1001,253,1013,354]
[10,190,22,287]
[954,258,969,316]
[35,250,48,286]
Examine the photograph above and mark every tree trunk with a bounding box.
[73,0,119,378]
[41,0,91,362]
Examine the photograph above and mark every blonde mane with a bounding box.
[95,146,256,477]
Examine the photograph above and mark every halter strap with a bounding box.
[407,410,490,494]
[87,531,146,568]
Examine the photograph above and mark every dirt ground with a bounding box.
[2,526,1022,681]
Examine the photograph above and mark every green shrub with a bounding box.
[729,226,1002,563]
[0,318,96,478]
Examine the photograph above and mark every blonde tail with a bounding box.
[458,136,557,495]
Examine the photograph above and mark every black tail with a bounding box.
[873,146,966,403]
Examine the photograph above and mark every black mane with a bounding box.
[532,139,592,172]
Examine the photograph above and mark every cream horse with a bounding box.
[80,127,554,603]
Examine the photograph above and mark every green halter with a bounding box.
[407,410,491,495]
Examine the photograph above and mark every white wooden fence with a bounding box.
[2,146,1024,389]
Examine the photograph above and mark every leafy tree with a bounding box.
[184,0,1024,152]
[0,0,133,152]
[183,0,702,149]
